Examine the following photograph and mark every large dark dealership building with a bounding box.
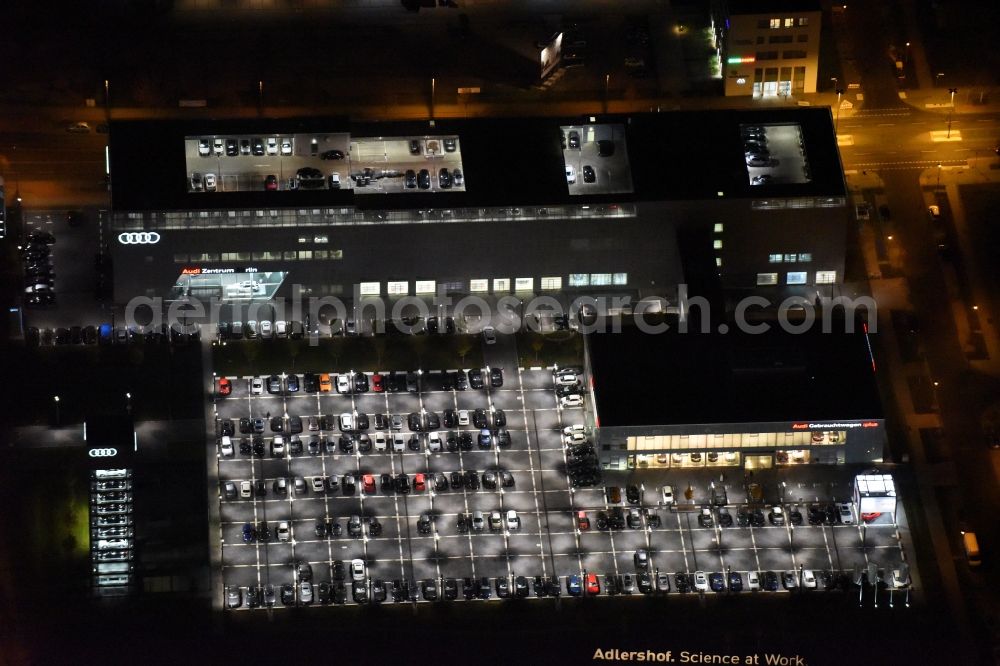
[107,109,848,312]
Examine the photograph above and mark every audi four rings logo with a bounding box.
[118,232,161,245]
[88,448,118,458]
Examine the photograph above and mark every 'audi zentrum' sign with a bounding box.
[118,232,161,245]
[88,448,119,458]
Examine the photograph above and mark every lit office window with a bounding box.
[569,274,589,287]
[613,273,628,285]
[440,281,464,293]
[515,277,534,291]
[359,282,380,295]
[387,281,408,295]
[540,277,562,290]
[283,251,297,260]
[783,253,798,262]
[313,250,328,259]
[816,271,837,284]
[193,253,219,261]
[769,18,781,28]
[298,251,312,260]
[769,254,783,263]
[797,17,809,26]
[314,235,328,243]
[470,279,489,293]
[784,17,794,27]
[786,272,807,285]
[713,239,723,249]
[799,253,812,262]
[757,272,779,286]
[330,250,343,259]
[716,257,723,267]
[415,280,436,294]
[590,273,612,286]
[714,223,724,233]
[493,278,510,292]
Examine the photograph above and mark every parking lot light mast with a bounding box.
[835,89,844,133]
[947,88,958,138]
[53,395,60,426]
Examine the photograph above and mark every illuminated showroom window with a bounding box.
[612,273,628,285]
[590,273,612,286]
[713,239,723,249]
[415,280,436,294]
[387,281,408,295]
[540,277,562,290]
[786,272,807,285]
[515,277,534,291]
[470,279,489,293]
[757,272,779,286]
[714,223,724,233]
[493,278,510,292]
[769,254,783,263]
[314,235,328,243]
[359,282,380,296]
[569,274,589,287]
[816,271,837,284]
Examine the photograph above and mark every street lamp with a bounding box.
[53,395,60,426]
[835,88,844,133]
[604,74,610,112]
[936,162,942,188]
[257,80,263,113]
[947,88,958,138]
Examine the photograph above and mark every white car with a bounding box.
[275,320,287,337]
[259,320,272,338]
[280,139,292,155]
[506,510,521,531]
[250,377,264,395]
[374,432,387,451]
[277,521,291,542]
[240,481,252,498]
[392,435,405,452]
[272,436,285,456]
[563,424,586,436]
[801,569,817,588]
[428,432,442,452]
[458,410,470,426]
[891,568,910,588]
[560,394,584,408]
[351,558,366,581]
[747,570,760,591]
[563,432,588,445]
[565,165,576,184]
[97,539,129,550]
[299,581,313,604]
[204,173,217,191]
[329,173,341,189]
[213,138,224,155]
[838,502,854,524]
[339,413,354,432]
[555,372,579,386]
[336,375,351,394]
[661,485,674,505]
[311,477,326,493]
[220,436,234,457]
[266,137,278,155]
[693,571,709,592]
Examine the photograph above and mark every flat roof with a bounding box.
[589,318,882,427]
[109,109,844,212]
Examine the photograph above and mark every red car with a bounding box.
[371,374,384,392]
[576,511,590,531]
[218,377,232,396]
[264,174,278,191]
[362,474,376,494]
[586,573,600,595]
[413,473,426,492]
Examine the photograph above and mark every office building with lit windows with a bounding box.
[107,108,846,311]
[718,0,823,98]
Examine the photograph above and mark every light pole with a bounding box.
[430,77,436,119]
[54,395,60,426]
[604,74,610,113]
[257,80,263,115]
[936,162,942,189]
[104,79,110,122]
[947,88,958,138]
[835,88,844,133]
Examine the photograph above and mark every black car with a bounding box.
[409,139,422,155]
[338,434,354,453]
[302,373,318,392]
[247,585,261,608]
[353,373,369,393]
[443,409,458,428]
[381,473,393,492]
[357,434,371,452]
[596,511,609,530]
[458,433,473,450]
[568,130,580,149]
[443,138,457,152]
[762,571,780,591]
[225,139,238,156]
[450,471,464,489]
[499,470,515,488]
[789,506,804,526]
[220,419,235,436]
[417,514,432,535]
[477,577,492,600]
[342,474,356,494]
[407,436,420,451]
[674,572,691,593]
[513,576,529,598]
[425,411,440,430]
[496,429,512,448]
[421,579,438,601]
[582,165,596,183]
[495,576,510,598]
[473,409,488,429]
[417,169,431,189]
[482,471,498,489]
[404,169,417,188]
[317,581,332,604]
[297,167,325,188]
[408,412,423,432]
[456,514,469,534]
[352,581,369,604]
[239,418,253,434]
[492,409,507,428]
[626,485,641,504]
[462,578,476,600]
[320,149,345,160]
[267,375,281,394]
[270,417,284,433]
[468,369,484,389]
[280,583,295,606]
[395,473,411,494]
[718,509,734,528]
[332,583,347,604]
[433,473,449,491]
[443,578,458,600]
[252,137,265,155]
[288,415,303,434]
[463,469,479,490]
[438,168,452,189]
[489,367,503,387]
[355,413,370,431]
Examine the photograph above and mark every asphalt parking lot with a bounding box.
[213,341,910,608]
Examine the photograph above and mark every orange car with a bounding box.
[218,377,232,396]
[362,474,376,494]
[319,373,332,392]
[413,473,426,492]
[586,573,600,595]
